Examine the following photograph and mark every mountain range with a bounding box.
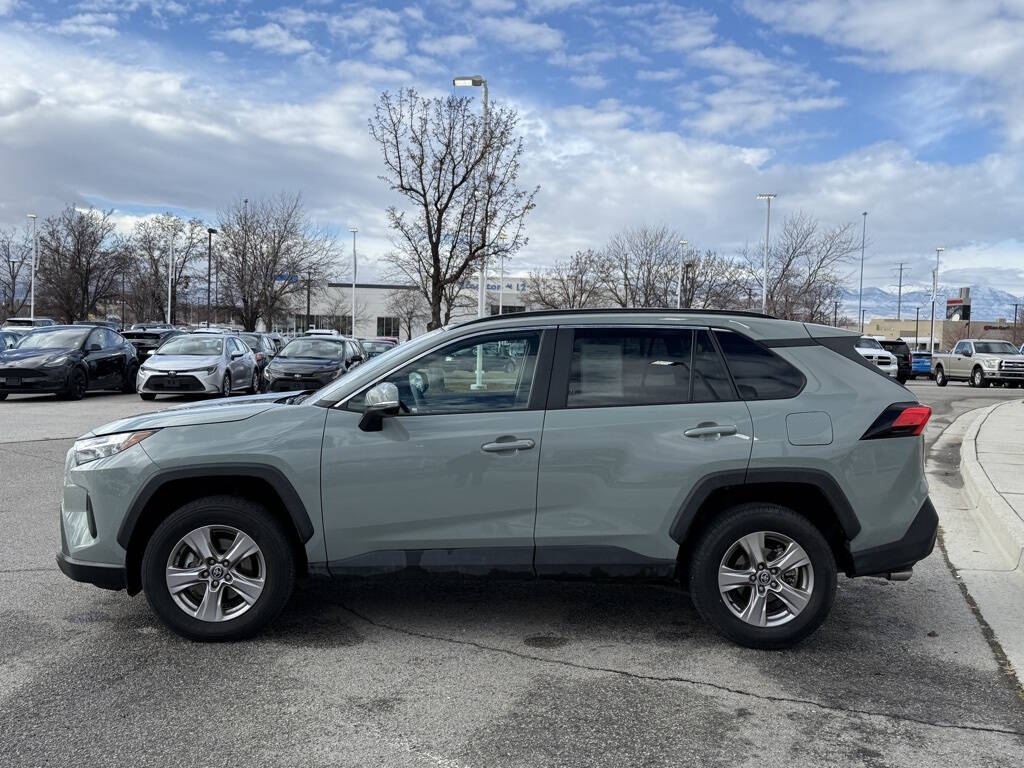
[841,285,1024,322]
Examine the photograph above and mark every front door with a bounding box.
[320,328,553,573]
[535,326,754,574]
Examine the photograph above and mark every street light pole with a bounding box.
[350,228,358,336]
[930,247,944,353]
[166,234,174,325]
[756,194,775,313]
[676,239,688,309]
[453,74,488,319]
[206,228,217,327]
[915,306,921,351]
[26,213,37,320]
[858,211,867,332]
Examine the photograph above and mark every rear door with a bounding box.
[534,325,753,574]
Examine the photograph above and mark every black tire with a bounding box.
[246,368,259,394]
[141,495,295,641]
[140,392,156,401]
[934,366,948,387]
[972,367,989,388]
[121,364,138,394]
[896,374,908,384]
[0,393,7,400]
[688,503,837,649]
[64,368,88,400]
[221,372,232,397]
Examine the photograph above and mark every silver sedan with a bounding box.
[137,334,259,400]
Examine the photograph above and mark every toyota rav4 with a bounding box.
[57,309,936,648]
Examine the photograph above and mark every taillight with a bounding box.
[256,352,264,362]
[861,402,932,440]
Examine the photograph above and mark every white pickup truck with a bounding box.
[931,339,1024,388]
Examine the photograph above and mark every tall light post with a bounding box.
[242,198,248,329]
[756,194,775,313]
[453,74,488,319]
[676,239,688,309]
[497,231,507,315]
[166,233,175,325]
[26,213,37,320]
[929,246,944,353]
[206,228,217,327]
[858,211,867,332]
[350,227,358,336]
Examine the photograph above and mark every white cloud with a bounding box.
[54,13,120,39]
[470,0,516,12]
[478,16,563,52]
[569,74,608,90]
[219,23,314,56]
[637,68,682,82]
[0,0,16,16]
[418,34,477,56]
[370,36,407,61]
[0,84,41,117]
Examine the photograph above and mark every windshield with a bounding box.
[974,341,1019,355]
[16,328,90,349]
[278,339,346,359]
[157,337,224,356]
[314,328,445,401]
[239,334,262,350]
[856,337,883,350]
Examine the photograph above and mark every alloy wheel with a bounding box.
[717,530,814,628]
[165,525,266,622]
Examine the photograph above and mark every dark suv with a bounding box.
[879,339,912,383]
[57,310,935,649]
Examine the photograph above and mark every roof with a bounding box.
[457,308,774,328]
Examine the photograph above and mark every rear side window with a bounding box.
[692,330,735,402]
[714,330,805,400]
[568,328,695,407]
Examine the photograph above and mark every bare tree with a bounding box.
[384,287,429,339]
[525,249,605,309]
[36,206,122,323]
[597,225,680,308]
[739,213,858,322]
[680,248,747,310]
[123,214,207,324]
[0,225,33,320]
[369,88,538,329]
[216,193,339,331]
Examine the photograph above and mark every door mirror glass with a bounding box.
[963,348,972,357]
[88,343,102,352]
[359,382,401,432]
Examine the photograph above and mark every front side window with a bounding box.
[567,328,695,408]
[953,341,969,355]
[355,331,541,415]
[714,330,805,400]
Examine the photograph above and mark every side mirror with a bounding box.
[88,343,102,352]
[358,382,400,432]
[231,351,244,359]
[963,348,972,357]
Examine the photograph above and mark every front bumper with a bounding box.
[850,498,938,576]
[56,551,127,590]
[266,369,339,391]
[0,366,69,393]
[138,366,222,393]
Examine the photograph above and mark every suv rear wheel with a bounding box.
[141,495,295,641]
[689,503,836,649]
[934,366,948,387]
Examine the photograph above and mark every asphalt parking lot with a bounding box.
[1,384,1023,767]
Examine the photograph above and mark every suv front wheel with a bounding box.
[141,495,295,641]
[689,503,837,649]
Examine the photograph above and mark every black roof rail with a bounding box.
[456,307,776,327]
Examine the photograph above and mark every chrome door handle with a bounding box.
[481,438,535,453]
[684,424,738,438]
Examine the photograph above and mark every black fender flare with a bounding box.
[116,463,315,550]
[669,468,862,544]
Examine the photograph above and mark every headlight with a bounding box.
[44,355,70,367]
[982,359,999,369]
[73,431,156,466]
[185,365,219,375]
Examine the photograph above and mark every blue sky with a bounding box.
[1,0,1023,295]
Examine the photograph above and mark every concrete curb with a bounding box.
[958,402,1024,570]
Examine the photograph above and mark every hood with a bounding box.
[978,352,1024,362]
[0,346,77,366]
[88,392,292,437]
[144,354,222,371]
[269,357,343,373]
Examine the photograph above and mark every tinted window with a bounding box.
[692,331,735,402]
[157,337,224,356]
[366,331,541,415]
[856,337,883,350]
[953,341,968,354]
[714,331,805,401]
[98,328,119,348]
[17,328,91,349]
[568,328,693,408]
[974,341,1018,354]
[280,339,346,358]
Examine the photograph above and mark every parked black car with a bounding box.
[122,327,184,359]
[0,325,138,400]
[263,337,357,392]
[879,339,912,383]
[239,332,277,390]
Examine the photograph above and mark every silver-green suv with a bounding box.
[57,310,936,648]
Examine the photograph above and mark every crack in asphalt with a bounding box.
[337,601,1024,739]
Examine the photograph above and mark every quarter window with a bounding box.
[714,330,805,400]
[360,331,541,415]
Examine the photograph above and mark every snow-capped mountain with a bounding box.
[842,285,1024,321]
